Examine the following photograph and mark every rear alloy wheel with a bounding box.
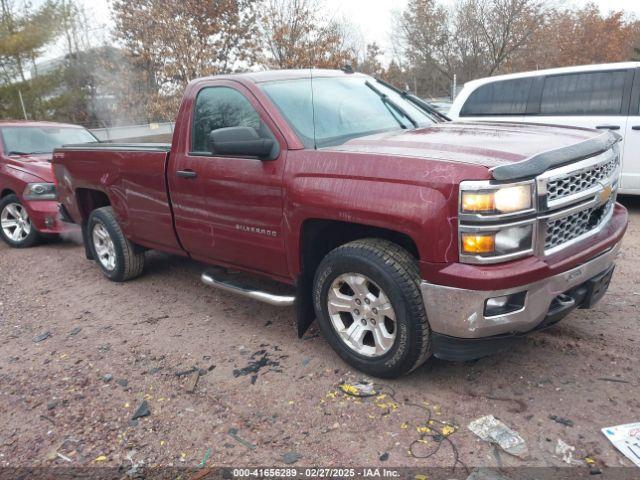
[87,206,145,282]
[92,222,117,272]
[0,195,40,248]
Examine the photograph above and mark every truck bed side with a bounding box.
[53,143,185,255]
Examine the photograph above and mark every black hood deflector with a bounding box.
[490,131,621,181]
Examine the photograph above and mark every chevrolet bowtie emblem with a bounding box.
[598,182,612,205]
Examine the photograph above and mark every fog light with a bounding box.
[484,291,527,317]
[461,233,495,254]
[44,217,55,228]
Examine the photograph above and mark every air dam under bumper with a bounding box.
[421,242,620,361]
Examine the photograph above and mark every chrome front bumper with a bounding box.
[421,242,620,339]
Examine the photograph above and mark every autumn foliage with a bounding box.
[111,0,262,118]
[261,0,357,69]
[510,5,640,72]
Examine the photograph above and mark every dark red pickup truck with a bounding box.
[53,69,628,377]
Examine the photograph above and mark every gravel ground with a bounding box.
[0,198,639,475]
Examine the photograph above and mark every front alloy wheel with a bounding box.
[327,273,397,357]
[313,238,432,378]
[1,202,31,242]
[0,194,40,248]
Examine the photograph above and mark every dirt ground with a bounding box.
[0,198,639,476]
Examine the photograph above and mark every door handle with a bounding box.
[595,125,620,130]
[176,169,197,179]
[632,125,640,131]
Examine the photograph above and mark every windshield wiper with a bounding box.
[378,96,408,129]
[374,78,451,122]
[365,80,419,128]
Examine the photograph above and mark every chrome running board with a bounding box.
[201,271,296,307]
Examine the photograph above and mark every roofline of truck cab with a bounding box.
[191,68,366,86]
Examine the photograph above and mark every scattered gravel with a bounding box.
[0,197,639,469]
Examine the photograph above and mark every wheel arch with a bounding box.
[74,188,111,260]
[75,188,111,221]
[293,218,421,339]
[1,188,16,198]
[299,218,420,278]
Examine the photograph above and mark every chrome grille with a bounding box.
[547,154,618,202]
[545,202,610,251]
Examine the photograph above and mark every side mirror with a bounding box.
[209,126,277,160]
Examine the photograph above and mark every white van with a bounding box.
[449,62,640,194]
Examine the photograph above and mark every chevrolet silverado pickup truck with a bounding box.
[52,69,628,378]
[0,120,97,247]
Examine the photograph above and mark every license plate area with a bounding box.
[580,265,615,309]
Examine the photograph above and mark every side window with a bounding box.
[192,87,262,153]
[460,78,533,116]
[540,71,627,115]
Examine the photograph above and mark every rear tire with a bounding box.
[313,238,431,378]
[87,207,145,282]
[0,194,40,248]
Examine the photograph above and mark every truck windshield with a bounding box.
[0,126,97,155]
[260,76,438,148]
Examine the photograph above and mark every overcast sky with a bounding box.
[51,0,640,63]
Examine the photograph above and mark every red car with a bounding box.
[53,70,627,377]
[0,121,97,247]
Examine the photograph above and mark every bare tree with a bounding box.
[397,0,448,75]
[394,0,453,96]
[473,0,544,75]
[395,0,544,95]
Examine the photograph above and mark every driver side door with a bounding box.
[169,83,289,278]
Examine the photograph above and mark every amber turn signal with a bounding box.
[461,192,495,213]
[461,233,495,254]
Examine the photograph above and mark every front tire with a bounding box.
[87,207,145,282]
[313,238,432,378]
[0,194,40,248]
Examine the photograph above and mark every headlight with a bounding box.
[23,183,56,201]
[461,182,533,215]
[459,180,537,264]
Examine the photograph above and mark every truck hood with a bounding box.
[6,153,54,182]
[324,121,612,174]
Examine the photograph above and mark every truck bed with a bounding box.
[53,142,184,255]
